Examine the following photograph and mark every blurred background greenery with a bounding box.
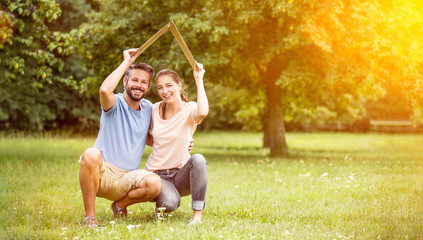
[1,0,422,156]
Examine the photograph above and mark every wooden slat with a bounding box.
[131,20,198,70]
[131,22,172,59]
[169,20,198,70]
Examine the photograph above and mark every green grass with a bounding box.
[1,132,422,239]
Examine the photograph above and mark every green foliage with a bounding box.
[0,0,98,131]
[77,0,204,86]
[199,85,265,131]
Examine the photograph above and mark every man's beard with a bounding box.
[125,85,145,101]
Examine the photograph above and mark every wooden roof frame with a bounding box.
[131,20,198,70]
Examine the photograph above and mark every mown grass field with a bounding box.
[1,132,422,239]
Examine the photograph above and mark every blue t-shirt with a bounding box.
[94,93,152,171]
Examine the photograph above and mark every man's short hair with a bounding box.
[124,62,155,84]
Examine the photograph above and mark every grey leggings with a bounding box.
[153,154,208,212]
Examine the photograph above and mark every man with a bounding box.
[79,48,161,227]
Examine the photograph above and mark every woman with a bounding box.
[145,63,209,225]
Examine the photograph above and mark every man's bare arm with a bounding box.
[99,49,138,111]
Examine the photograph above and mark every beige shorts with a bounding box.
[79,156,154,201]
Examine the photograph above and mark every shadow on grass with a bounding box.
[197,145,419,164]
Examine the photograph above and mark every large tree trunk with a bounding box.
[263,78,289,157]
[259,56,289,157]
[263,111,270,148]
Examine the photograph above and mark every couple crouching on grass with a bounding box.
[78,48,209,227]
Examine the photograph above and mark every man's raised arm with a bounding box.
[99,49,138,111]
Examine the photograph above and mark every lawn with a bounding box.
[1,132,422,239]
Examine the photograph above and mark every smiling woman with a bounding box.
[155,69,189,118]
[146,63,209,225]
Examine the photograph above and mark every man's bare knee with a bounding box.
[80,148,102,169]
[141,174,162,196]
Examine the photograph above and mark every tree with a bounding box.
[0,0,96,131]
[194,0,423,155]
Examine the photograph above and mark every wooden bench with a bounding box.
[370,120,421,132]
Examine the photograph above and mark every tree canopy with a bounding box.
[0,0,97,132]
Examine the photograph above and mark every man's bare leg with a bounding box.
[79,148,102,218]
[115,174,162,210]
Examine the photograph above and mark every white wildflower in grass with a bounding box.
[110,220,115,224]
[95,227,106,232]
[127,224,135,232]
[156,212,163,222]
[284,230,291,235]
[128,211,133,214]
[136,224,141,228]
[299,172,311,177]
[235,185,239,188]
[156,207,166,222]
[61,227,67,231]
[170,227,174,232]
[73,237,79,240]
[321,172,329,177]
[60,231,66,236]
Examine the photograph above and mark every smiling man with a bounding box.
[78,49,162,228]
